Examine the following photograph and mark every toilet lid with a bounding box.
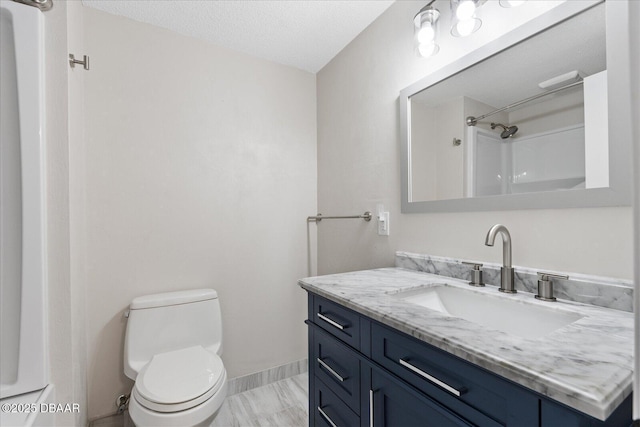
[135,346,224,405]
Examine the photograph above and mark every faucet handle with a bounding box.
[536,272,569,281]
[462,261,483,270]
[462,262,485,287]
[535,271,569,301]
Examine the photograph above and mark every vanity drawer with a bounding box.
[313,324,361,414]
[371,323,538,426]
[315,377,359,427]
[371,364,477,427]
[313,295,361,350]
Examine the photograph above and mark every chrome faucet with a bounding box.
[484,224,516,293]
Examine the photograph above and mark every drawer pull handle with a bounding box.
[318,406,338,427]
[317,312,346,330]
[399,358,464,397]
[369,389,374,427]
[317,358,346,382]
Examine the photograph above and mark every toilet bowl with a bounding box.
[124,289,227,426]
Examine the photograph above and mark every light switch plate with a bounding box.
[378,211,390,236]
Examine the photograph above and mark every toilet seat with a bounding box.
[133,345,225,413]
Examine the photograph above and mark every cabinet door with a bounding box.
[370,368,473,427]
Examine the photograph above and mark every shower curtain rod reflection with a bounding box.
[307,211,372,222]
[466,80,584,126]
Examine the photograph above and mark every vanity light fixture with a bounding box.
[450,0,485,37]
[414,1,441,57]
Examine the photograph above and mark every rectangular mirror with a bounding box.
[400,1,632,213]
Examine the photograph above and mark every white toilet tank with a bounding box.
[124,289,223,380]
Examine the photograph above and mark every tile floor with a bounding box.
[212,373,308,427]
[89,373,309,427]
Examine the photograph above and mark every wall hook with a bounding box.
[69,54,89,70]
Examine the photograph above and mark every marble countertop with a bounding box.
[298,268,634,421]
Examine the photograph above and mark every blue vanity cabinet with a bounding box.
[306,292,631,427]
[308,294,367,427]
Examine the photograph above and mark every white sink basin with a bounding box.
[395,285,583,339]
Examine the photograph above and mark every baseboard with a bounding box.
[226,358,308,396]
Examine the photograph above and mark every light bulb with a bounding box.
[456,0,476,20]
[418,42,439,58]
[417,24,435,44]
[455,19,476,36]
[413,5,440,57]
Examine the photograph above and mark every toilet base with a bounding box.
[129,376,227,426]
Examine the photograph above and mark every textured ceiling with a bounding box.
[82,0,395,73]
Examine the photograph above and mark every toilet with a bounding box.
[124,289,228,426]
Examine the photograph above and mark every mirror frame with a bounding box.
[400,0,632,213]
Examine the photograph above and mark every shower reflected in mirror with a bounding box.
[490,123,519,139]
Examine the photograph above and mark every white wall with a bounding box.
[79,7,316,420]
[44,1,88,426]
[584,70,609,188]
[410,102,436,201]
[411,97,465,202]
[66,1,88,424]
[434,97,464,200]
[317,0,633,279]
